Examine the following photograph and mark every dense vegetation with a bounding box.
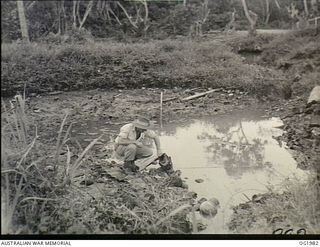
[2,0,319,42]
[1,37,287,97]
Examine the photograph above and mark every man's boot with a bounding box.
[123,160,139,173]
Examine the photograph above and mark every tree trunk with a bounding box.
[61,0,67,34]
[241,0,257,36]
[79,0,93,29]
[139,0,149,36]
[73,0,77,28]
[303,0,309,16]
[265,0,270,24]
[17,0,29,42]
[116,1,138,29]
[274,0,281,10]
[107,4,122,26]
[311,0,318,12]
[241,0,253,23]
[225,9,236,32]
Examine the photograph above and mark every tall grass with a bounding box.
[1,95,35,233]
[1,94,102,234]
[228,172,320,234]
[281,173,320,234]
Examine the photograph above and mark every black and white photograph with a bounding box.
[1,0,320,238]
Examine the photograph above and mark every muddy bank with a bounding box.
[51,158,195,234]
[4,85,319,234]
[5,87,272,234]
[223,30,319,235]
[227,98,320,234]
[17,87,293,233]
[24,87,268,145]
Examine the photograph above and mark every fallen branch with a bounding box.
[181,88,221,102]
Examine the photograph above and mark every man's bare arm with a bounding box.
[153,136,163,156]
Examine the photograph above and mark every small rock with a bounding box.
[307,86,320,105]
[197,222,207,231]
[186,191,197,199]
[195,178,204,183]
[252,194,265,203]
[96,178,107,183]
[44,165,54,172]
[228,93,234,97]
[199,201,218,219]
[198,197,207,204]
[311,128,320,136]
[194,197,208,211]
[293,74,301,82]
[80,179,94,186]
[181,182,189,189]
[309,115,320,128]
[168,175,183,187]
[107,168,127,182]
[208,197,220,208]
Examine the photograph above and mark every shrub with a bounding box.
[1,39,284,97]
[228,173,320,234]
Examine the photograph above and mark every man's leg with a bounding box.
[116,144,137,161]
[135,146,153,160]
[115,144,139,172]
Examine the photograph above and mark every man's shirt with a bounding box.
[115,123,156,147]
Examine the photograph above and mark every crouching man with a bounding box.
[114,116,163,172]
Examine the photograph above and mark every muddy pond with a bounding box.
[160,110,307,234]
[72,109,307,234]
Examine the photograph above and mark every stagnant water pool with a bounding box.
[72,110,307,234]
[159,111,306,234]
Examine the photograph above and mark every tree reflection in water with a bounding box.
[198,120,272,179]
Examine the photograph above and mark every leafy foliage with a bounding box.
[2,0,318,42]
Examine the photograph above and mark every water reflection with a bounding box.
[161,114,284,179]
[198,120,269,178]
[159,113,305,233]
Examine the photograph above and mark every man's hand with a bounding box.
[134,141,143,148]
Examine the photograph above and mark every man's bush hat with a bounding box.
[133,116,152,130]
